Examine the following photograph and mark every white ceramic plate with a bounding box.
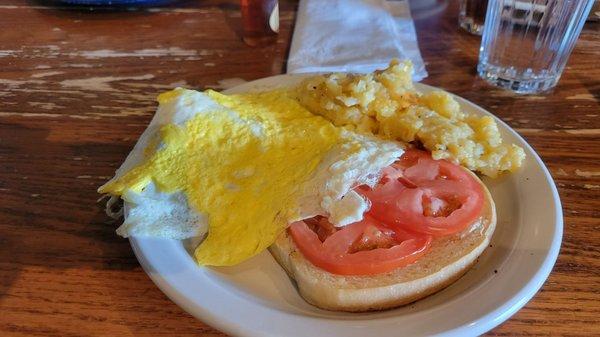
[129,75,562,337]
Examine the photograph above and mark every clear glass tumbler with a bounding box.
[478,0,594,94]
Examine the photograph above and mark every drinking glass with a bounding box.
[478,0,594,94]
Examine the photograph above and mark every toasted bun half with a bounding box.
[269,169,496,312]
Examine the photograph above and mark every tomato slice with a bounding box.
[289,216,432,275]
[288,149,483,275]
[362,150,484,236]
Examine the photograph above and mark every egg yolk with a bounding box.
[100,88,346,266]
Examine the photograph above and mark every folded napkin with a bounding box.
[287,0,427,81]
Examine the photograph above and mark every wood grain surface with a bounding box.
[1,0,598,336]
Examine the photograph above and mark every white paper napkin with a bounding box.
[287,0,427,81]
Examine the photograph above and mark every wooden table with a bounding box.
[1,0,598,335]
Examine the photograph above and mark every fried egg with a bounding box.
[99,88,403,266]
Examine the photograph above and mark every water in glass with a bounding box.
[478,0,594,94]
